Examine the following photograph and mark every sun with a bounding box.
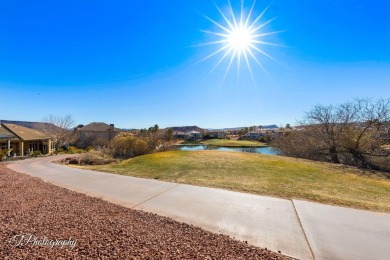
[228,26,253,52]
[200,0,281,81]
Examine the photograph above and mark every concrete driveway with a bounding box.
[8,155,390,260]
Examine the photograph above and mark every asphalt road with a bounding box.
[8,155,390,260]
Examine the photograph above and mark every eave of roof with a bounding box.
[0,124,17,140]
[2,123,49,141]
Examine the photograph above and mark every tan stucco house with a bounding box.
[0,123,53,156]
[76,122,120,148]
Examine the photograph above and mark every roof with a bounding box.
[1,123,49,141]
[173,131,186,135]
[0,125,17,140]
[187,131,201,134]
[0,120,59,131]
[78,122,121,132]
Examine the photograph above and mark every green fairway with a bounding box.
[200,139,267,147]
[86,150,390,212]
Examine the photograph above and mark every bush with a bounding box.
[78,150,116,165]
[109,134,150,159]
[30,150,42,157]
[67,146,78,154]
[107,130,177,159]
[54,147,65,154]
[0,149,12,162]
[61,146,86,154]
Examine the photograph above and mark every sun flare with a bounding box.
[228,26,253,52]
[200,0,281,81]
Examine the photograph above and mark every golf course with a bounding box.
[85,150,390,213]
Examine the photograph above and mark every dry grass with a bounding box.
[85,151,390,213]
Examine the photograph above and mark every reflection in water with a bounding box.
[176,145,279,155]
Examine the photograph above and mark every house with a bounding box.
[76,122,121,148]
[169,126,204,138]
[243,129,283,141]
[206,131,225,139]
[186,131,202,140]
[244,131,265,140]
[0,123,53,156]
[173,131,187,139]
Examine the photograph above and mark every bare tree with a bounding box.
[338,98,390,168]
[273,98,390,170]
[38,115,76,150]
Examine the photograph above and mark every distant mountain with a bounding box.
[166,126,204,132]
[261,125,279,129]
[210,125,279,131]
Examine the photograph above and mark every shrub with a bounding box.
[78,150,116,165]
[54,147,65,154]
[67,146,78,154]
[59,146,86,154]
[101,127,177,160]
[30,150,42,157]
[0,149,11,161]
[109,134,150,159]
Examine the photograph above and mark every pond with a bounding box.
[176,145,279,155]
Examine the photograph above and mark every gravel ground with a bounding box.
[0,163,288,259]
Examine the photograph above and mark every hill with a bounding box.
[166,126,204,132]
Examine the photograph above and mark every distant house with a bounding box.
[186,131,202,140]
[206,131,225,139]
[173,131,187,139]
[76,122,121,148]
[242,129,283,141]
[0,123,53,156]
[244,131,265,140]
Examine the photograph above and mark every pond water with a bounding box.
[176,145,279,155]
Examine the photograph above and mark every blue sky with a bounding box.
[1,0,389,128]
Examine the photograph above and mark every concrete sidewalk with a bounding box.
[8,156,390,260]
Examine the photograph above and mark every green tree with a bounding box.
[164,128,173,141]
[148,124,159,133]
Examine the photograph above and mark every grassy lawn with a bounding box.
[85,150,390,213]
[200,139,267,147]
